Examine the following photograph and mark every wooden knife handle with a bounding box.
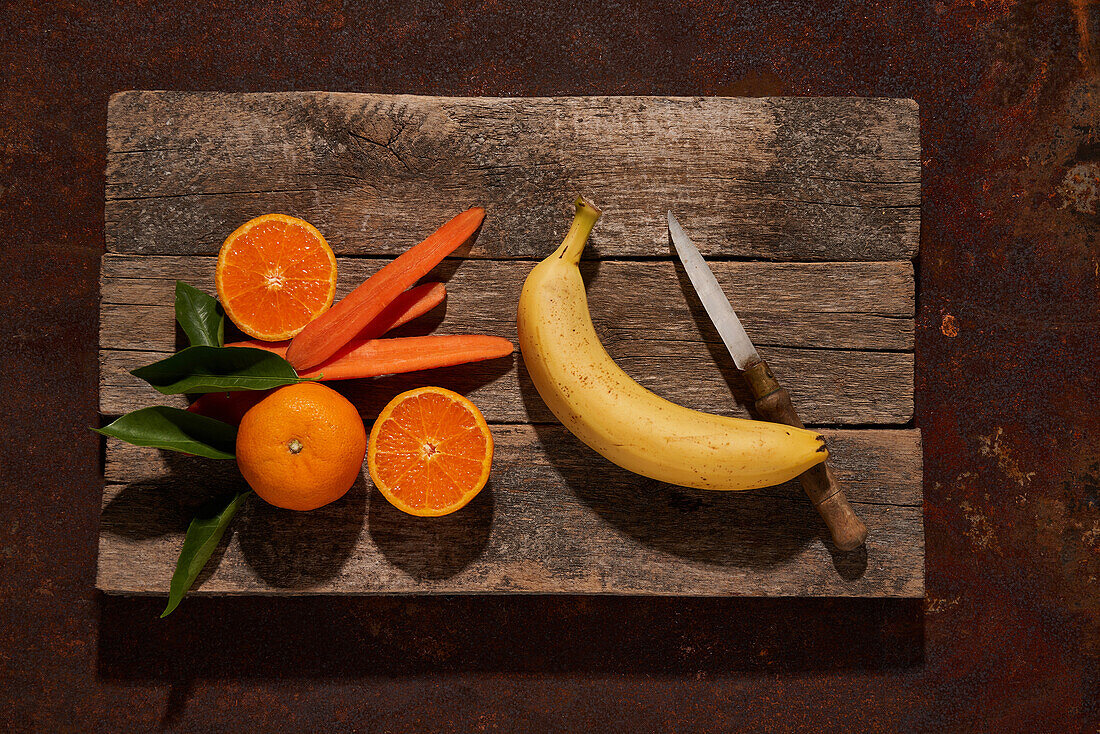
[743,360,868,552]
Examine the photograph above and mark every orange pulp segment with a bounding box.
[216,214,337,341]
[368,387,493,517]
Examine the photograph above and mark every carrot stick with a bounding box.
[356,282,445,341]
[233,281,445,358]
[286,207,484,370]
[229,335,514,381]
[186,287,451,423]
[303,335,514,380]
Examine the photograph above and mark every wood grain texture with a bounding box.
[105,92,919,260]
[99,426,923,597]
[100,255,914,424]
[99,92,922,598]
[101,255,915,350]
[101,346,913,425]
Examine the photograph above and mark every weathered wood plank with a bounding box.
[101,343,914,425]
[98,426,923,597]
[103,428,922,507]
[106,92,919,260]
[99,91,923,599]
[99,254,914,423]
[100,255,915,351]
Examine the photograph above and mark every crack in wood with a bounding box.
[346,120,414,173]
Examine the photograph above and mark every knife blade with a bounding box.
[666,211,868,551]
[667,212,760,370]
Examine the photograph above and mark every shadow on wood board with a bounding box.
[101,451,369,590]
[236,477,368,589]
[368,481,495,580]
[516,358,868,574]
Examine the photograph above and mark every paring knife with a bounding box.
[667,211,868,551]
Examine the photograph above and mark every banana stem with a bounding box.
[554,196,602,264]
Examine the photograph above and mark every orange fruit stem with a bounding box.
[235,382,366,511]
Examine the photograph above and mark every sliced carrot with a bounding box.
[227,280,444,363]
[229,335,514,381]
[303,335,513,380]
[186,286,451,424]
[286,208,485,370]
[356,282,445,341]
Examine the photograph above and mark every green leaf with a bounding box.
[162,491,251,617]
[131,346,307,394]
[175,281,224,348]
[94,406,237,459]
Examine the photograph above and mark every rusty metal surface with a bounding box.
[1,1,1097,731]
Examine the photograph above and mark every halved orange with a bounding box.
[215,214,337,341]
[368,386,493,517]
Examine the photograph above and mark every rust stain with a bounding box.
[1069,0,1094,73]
[941,313,960,337]
[1032,458,1100,653]
[959,500,1001,551]
[979,427,1037,487]
[5,0,1100,729]
[1002,60,1050,136]
[713,71,789,97]
[1059,161,1100,215]
[925,595,962,614]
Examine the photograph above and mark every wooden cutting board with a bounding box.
[98,92,922,597]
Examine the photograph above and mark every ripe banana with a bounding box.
[517,197,828,491]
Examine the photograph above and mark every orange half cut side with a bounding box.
[368,386,493,517]
[216,214,337,341]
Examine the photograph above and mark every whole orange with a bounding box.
[236,382,366,511]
